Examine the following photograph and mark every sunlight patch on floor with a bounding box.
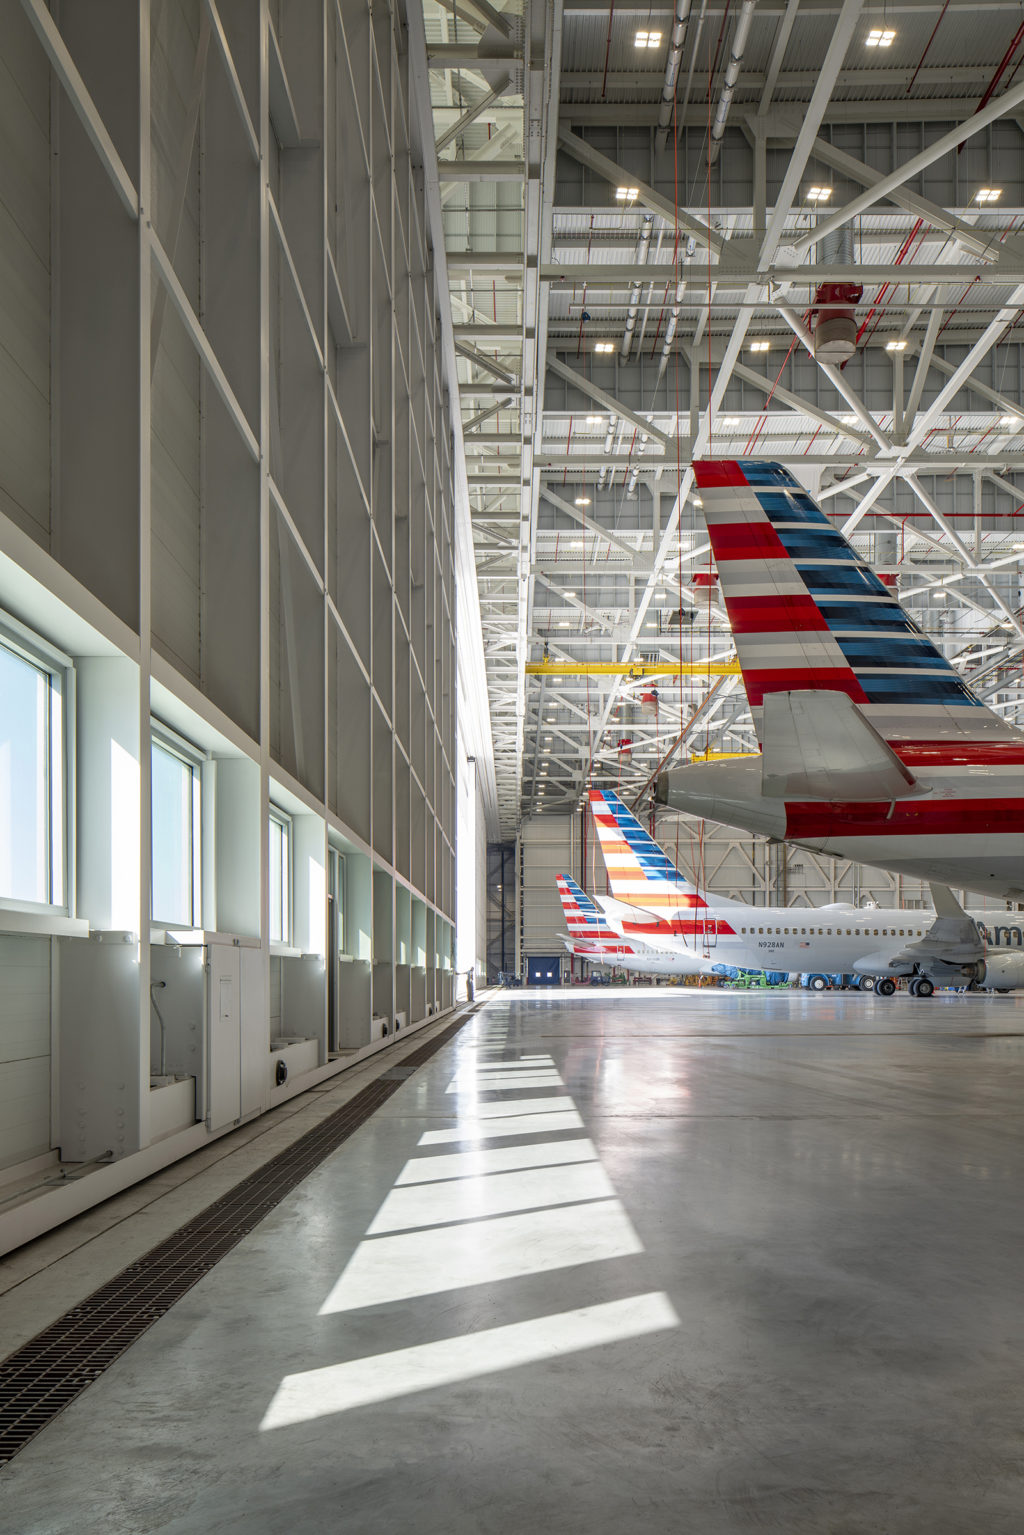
[261,1292,679,1428]
[366,1160,616,1234]
[261,1013,675,1429]
[394,1137,599,1185]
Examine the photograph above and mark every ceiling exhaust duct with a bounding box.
[810,225,861,363]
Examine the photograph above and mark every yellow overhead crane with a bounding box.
[525,660,741,677]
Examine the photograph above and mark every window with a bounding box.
[151,727,203,927]
[269,807,292,945]
[0,619,69,911]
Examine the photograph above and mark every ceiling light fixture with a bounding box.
[574,496,591,506]
[749,340,770,352]
[976,188,1002,204]
[594,341,616,354]
[720,417,740,427]
[805,186,832,202]
[1001,415,1022,428]
[586,415,604,425]
[865,27,895,45]
[634,28,662,46]
[885,338,907,352]
[614,187,639,204]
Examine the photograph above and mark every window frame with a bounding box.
[0,610,74,918]
[150,720,205,929]
[268,804,293,947]
[329,846,347,957]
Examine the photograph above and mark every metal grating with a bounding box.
[0,1011,475,1466]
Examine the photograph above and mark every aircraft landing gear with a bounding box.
[908,978,920,997]
[914,977,935,998]
[809,974,829,992]
[876,977,897,997]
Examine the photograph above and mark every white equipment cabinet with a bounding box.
[203,936,265,1132]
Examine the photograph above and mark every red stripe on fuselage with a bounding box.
[786,797,1024,840]
[744,669,868,707]
[725,594,830,634]
[889,740,1024,767]
[709,522,789,561]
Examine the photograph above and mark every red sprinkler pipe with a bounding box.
[906,0,950,95]
[958,19,1024,149]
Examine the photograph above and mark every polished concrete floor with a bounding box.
[3,986,1024,1533]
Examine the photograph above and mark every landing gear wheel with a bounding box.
[809,975,829,992]
[876,977,897,997]
[915,977,935,998]
[908,978,921,997]
[860,976,876,993]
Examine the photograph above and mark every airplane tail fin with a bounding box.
[588,787,709,910]
[556,874,621,943]
[694,459,1013,745]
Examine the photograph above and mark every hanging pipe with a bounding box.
[707,0,757,165]
[656,0,694,149]
[621,216,654,361]
[626,431,649,495]
[655,280,687,387]
[597,417,622,488]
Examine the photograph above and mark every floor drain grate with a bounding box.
[0,1010,475,1466]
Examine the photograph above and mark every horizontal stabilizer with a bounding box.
[761,690,920,802]
[879,885,983,972]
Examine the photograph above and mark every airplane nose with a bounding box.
[657,760,788,839]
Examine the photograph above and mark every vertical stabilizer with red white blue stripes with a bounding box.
[589,788,709,911]
[695,460,1017,745]
[556,874,628,950]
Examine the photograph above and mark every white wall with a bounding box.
[455,738,488,992]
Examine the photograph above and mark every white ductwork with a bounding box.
[597,417,617,488]
[656,0,694,148]
[621,216,654,360]
[655,281,687,387]
[707,0,757,165]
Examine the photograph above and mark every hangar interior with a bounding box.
[0,0,1023,1527]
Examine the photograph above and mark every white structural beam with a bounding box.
[557,127,726,257]
[789,75,1024,258]
[548,356,672,447]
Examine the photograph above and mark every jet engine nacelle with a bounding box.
[977,951,1024,991]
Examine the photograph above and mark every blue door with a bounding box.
[527,955,561,986]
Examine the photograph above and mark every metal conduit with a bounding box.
[707,0,757,165]
[621,216,654,360]
[656,0,694,148]
[656,280,688,387]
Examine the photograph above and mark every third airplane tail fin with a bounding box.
[556,874,622,943]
